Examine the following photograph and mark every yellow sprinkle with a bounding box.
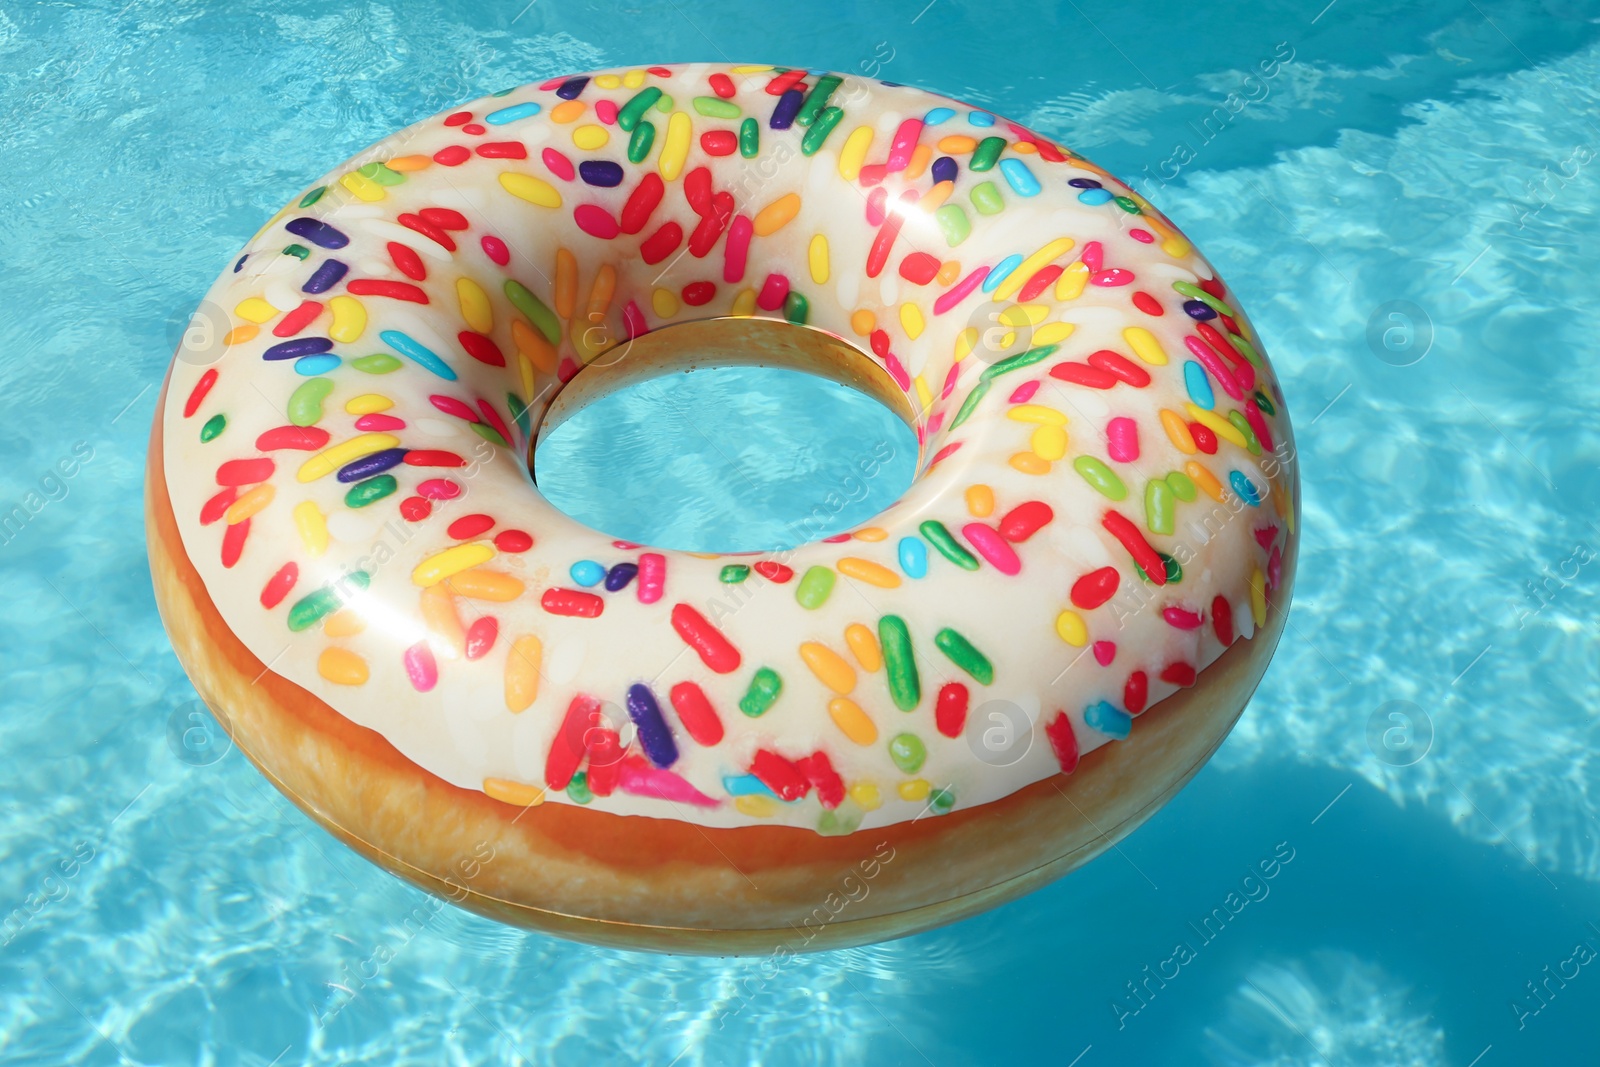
[900,302,925,340]
[1123,326,1168,366]
[483,778,544,807]
[808,234,830,284]
[828,697,878,745]
[456,277,492,333]
[317,647,368,686]
[652,287,679,318]
[223,483,274,525]
[937,135,977,153]
[800,641,857,695]
[730,64,773,74]
[1033,321,1076,346]
[903,142,933,180]
[622,69,646,88]
[550,99,585,123]
[954,326,978,361]
[505,634,543,712]
[1055,609,1088,647]
[572,123,608,150]
[512,319,558,375]
[1185,403,1249,447]
[594,74,622,89]
[998,303,1049,327]
[729,288,757,317]
[753,192,801,236]
[234,297,277,324]
[327,294,366,343]
[853,526,888,542]
[735,794,779,818]
[1010,452,1051,475]
[420,583,465,659]
[323,608,365,638]
[555,248,578,319]
[1185,460,1226,502]
[914,374,933,413]
[850,309,876,335]
[224,325,258,346]
[517,351,536,399]
[296,433,400,482]
[838,126,873,181]
[499,172,562,209]
[965,484,995,517]
[1055,260,1090,301]
[1161,409,1198,454]
[844,623,882,672]
[344,393,391,415]
[339,171,385,202]
[386,154,431,172]
[837,557,901,589]
[1008,404,1067,425]
[849,781,882,812]
[659,111,691,181]
[993,237,1075,301]
[1250,567,1268,626]
[1162,236,1189,258]
[898,778,931,802]
[1031,424,1069,461]
[443,569,525,602]
[292,500,327,557]
[412,543,496,588]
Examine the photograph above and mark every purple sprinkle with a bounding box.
[604,562,638,591]
[931,156,958,185]
[302,258,349,294]
[625,683,679,768]
[285,217,349,249]
[336,448,408,483]
[555,76,589,100]
[1183,299,1218,321]
[1067,178,1103,189]
[769,87,804,130]
[578,160,624,188]
[263,337,334,361]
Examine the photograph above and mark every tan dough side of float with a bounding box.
[147,374,1297,955]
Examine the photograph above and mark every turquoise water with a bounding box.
[3,0,1600,1063]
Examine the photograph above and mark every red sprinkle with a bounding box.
[432,145,470,166]
[669,681,725,746]
[443,111,472,126]
[216,458,274,486]
[765,69,807,95]
[419,207,468,230]
[639,221,683,265]
[753,561,793,583]
[898,251,941,285]
[1087,349,1151,387]
[684,166,713,216]
[709,72,736,98]
[998,501,1053,542]
[1162,605,1203,629]
[464,616,498,661]
[1044,711,1080,773]
[1017,264,1064,301]
[620,172,664,235]
[220,518,249,568]
[199,487,238,525]
[1212,595,1235,645]
[457,331,505,367]
[387,241,426,280]
[1102,510,1167,585]
[1070,566,1120,610]
[1132,290,1164,316]
[183,369,218,418]
[681,280,716,306]
[750,750,809,801]
[476,141,527,159]
[272,299,322,338]
[700,130,737,156]
[670,603,742,674]
[345,279,429,303]
[1160,662,1197,687]
[429,394,478,421]
[546,694,600,791]
[1050,362,1120,389]
[688,192,734,257]
[256,425,328,451]
[494,529,533,553]
[399,496,431,521]
[447,514,494,540]
[586,729,623,796]
[935,682,969,739]
[1190,422,1219,454]
[397,212,455,251]
[541,588,603,618]
[796,751,845,809]
[260,563,298,609]
[1124,671,1149,714]
[756,273,790,311]
[403,449,465,467]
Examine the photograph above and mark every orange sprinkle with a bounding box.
[421,583,465,659]
[386,154,433,172]
[965,484,995,516]
[317,647,368,685]
[1161,409,1198,454]
[444,569,526,602]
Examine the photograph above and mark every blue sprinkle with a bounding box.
[336,447,407,483]
[1067,178,1103,189]
[486,101,541,125]
[1229,470,1262,506]
[1077,188,1114,206]
[982,253,1024,293]
[898,536,928,579]
[264,337,333,361]
[923,107,956,126]
[569,560,606,587]
[578,160,625,187]
[605,562,638,592]
[1084,700,1132,740]
[380,330,457,381]
[999,158,1040,197]
[302,258,349,294]
[769,87,804,129]
[931,156,958,185]
[284,217,348,249]
[294,354,341,376]
[1183,299,1218,321]
[1183,361,1215,410]
[626,684,679,769]
[722,774,779,798]
[233,254,249,273]
[968,110,995,127]
[555,76,589,100]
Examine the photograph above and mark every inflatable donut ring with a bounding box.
[148,63,1299,953]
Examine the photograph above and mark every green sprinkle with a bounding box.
[794,75,843,127]
[504,279,561,345]
[719,564,750,583]
[358,161,406,186]
[654,92,673,113]
[508,391,531,438]
[1074,455,1126,500]
[566,771,593,805]
[935,203,971,246]
[889,733,926,774]
[692,95,741,119]
[1145,478,1175,535]
[818,806,863,836]
[739,667,783,717]
[739,117,760,158]
[351,352,401,374]
[980,343,1058,382]
[1113,195,1141,214]
[933,627,993,685]
[1232,334,1265,368]
[919,520,979,570]
[878,615,920,711]
[800,105,844,155]
[969,180,1005,215]
[1229,410,1263,455]
[492,87,516,97]
[345,475,397,509]
[287,378,334,427]
[469,422,508,448]
[1172,280,1235,319]
[287,571,370,632]
[199,413,226,443]
[627,119,656,164]
[298,186,326,207]
[282,243,310,260]
[930,788,956,815]
[782,291,809,325]
[949,379,990,430]
[969,136,1006,172]
[616,87,662,131]
[795,565,835,609]
[1136,552,1183,585]
[1253,389,1276,416]
[1166,470,1198,502]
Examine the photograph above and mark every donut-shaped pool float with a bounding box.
[148,62,1298,953]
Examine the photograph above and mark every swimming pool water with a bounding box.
[3,0,1600,1064]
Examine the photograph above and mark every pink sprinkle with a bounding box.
[1245,399,1275,452]
[595,99,619,125]
[941,362,961,399]
[1106,416,1139,462]
[1268,543,1282,591]
[823,533,852,543]
[429,394,479,422]
[1093,640,1116,665]
[1129,228,1154,244]
[542,147,574,181]
[403,642,438,692]
[1162,606,1204,630]
[1090,268,1135,287]
[1082,240,1104,272]
[886,118,924,172]
[537,76,564,91]
[618,759,719,807]
[858,163,888,186]
[638,552,666,604]
[574,204,620,239]
[477,399,514,444]
[865,186,888,227]
[481,235,510,265]
[355,413,405,431]
[417,478,461,500]
[961,522,1021,576]
[883,353,910,391]
[1184,335,1244,400]
[723,214,752,283]
[930,441,962,466]
[933,266,990,315]
[926,410,944,435]
[1009,380,1041,404]
[757,272,789,311]
[621,300,648,340]
[557,357,581,382]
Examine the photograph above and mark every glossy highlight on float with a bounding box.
[146,62,1300,953]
